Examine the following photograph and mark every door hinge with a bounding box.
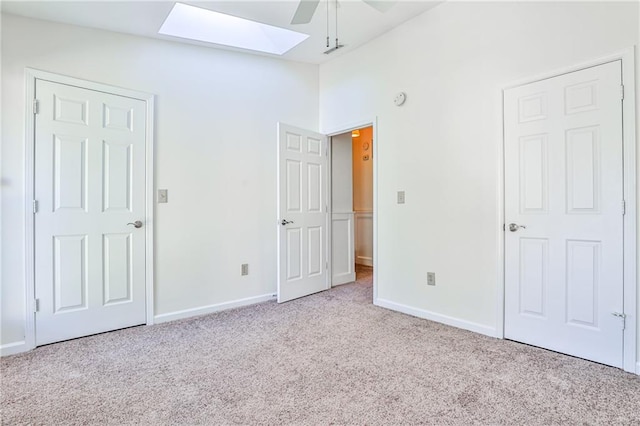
[503,223,506,231]
[612,312,626,329]
[34,298,40,313]
[326,261,328,270]
[620,85,625,100]
[622,200,626,215]
[33,200,39,214]
[33,99,39,115]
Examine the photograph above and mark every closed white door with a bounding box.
[35,79,147,345]
[277,123,328,302]
[504,61,624,367]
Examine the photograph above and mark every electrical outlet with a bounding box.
[427,272,436,286]
[158,189,168,203]
[397,191,405,204]
[241,264,249,276]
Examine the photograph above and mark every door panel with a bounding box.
[103,140,133,212]
[53,234,88,312]
[35,79,147,345]
[103,233,133,305]
[277,123,328,303]
[518,238,547,318]
[504,61,624,367]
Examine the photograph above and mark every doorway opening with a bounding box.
[330,126,374,293]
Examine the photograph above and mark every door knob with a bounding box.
[281,219,294,226]
[508,223,526,232]
[127,221,143,228]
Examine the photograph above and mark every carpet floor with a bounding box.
[2,265,640,425]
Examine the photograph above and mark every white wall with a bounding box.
[352,126,373,212]
[320,1,639,347]
[1,15,319,347]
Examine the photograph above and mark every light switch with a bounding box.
[397,191,405,204]
[427,272,436,286]
[158,189,168,203]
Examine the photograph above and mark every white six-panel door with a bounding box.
[34,79,147,345]
[277,123,328,303]
[504,61,624,367]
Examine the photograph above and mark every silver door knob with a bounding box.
[281,219,294,226]
[508,223,526,232]
[127,221,143,228]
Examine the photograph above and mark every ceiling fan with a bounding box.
[291,0,397,25]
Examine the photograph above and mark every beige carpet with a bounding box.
[2,265,639,425]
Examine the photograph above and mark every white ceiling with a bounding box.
[1,0,442,64]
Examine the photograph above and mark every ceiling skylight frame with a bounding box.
[158,3,310,56]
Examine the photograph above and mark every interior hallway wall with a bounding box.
[352,127,373,212]
[352,127,373,266]
[1,14,319,348]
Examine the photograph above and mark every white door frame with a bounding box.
[497,48,637,373]
[23,68,156,351]
[324,118,378,302]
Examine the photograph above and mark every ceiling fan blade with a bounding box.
[362,0,397,13]
[291,0,320,24]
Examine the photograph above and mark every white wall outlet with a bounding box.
[427,272,436,286]
[397,191,405,204]
[241,264,249,276]
[158,189,168,203]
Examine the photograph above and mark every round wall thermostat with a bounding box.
[394,92,406,106]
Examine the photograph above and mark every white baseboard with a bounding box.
[374,298,498,338]
[154,293,276,324]
[332,272,356,286]
[356,258,373,267]
[1,340,29,356]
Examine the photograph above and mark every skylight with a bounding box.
[158,3,309,55]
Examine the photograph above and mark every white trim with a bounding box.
[375,298,498,338]
[1,341,29,357]
[326,133,332,292]
[372,118,378,302]
[144,88,156,326]
[502,48,637,90]
[620,48,637,374]
[24,70,36,353]
[499,48,637,373]
[23,68,156,351]
[356,258,373,267]
[324,119,374,138]
[154,293,276,324]
[636,362,640,376]
[495,88,506,339]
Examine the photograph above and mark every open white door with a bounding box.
[504,61,624,367]
[277,123,329,303]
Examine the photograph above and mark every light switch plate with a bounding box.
[427,272,436,286]
[397,191,405,204]
[158,189,168,203]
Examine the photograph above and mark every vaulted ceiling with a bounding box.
[1,1,442,64]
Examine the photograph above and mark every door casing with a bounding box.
[23,68,156,351]
[498,48,637,373]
